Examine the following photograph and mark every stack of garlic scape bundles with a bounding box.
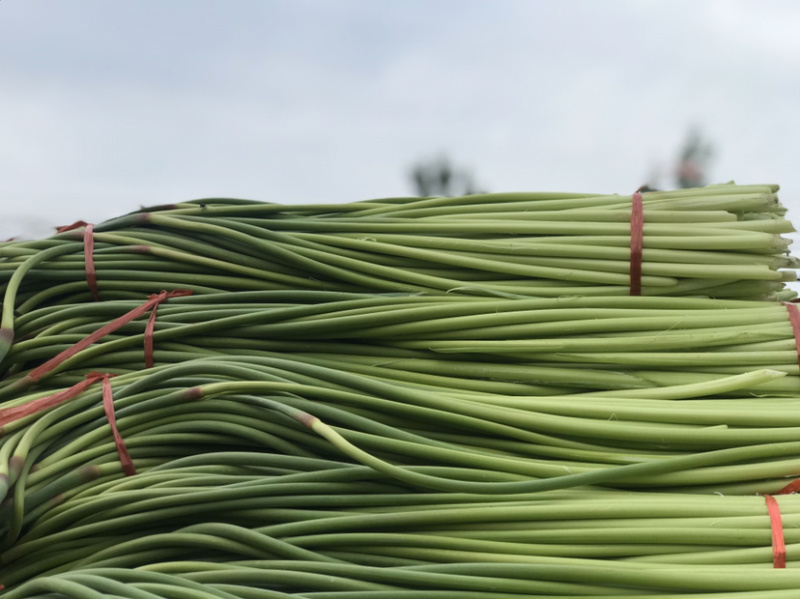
[1,182,800,598]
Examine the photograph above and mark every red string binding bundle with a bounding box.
[763,494,787,568]
[778,478,800,495]
[751,303,800,567]
[26,289,192,383]
[99,372,136,476]
[784,302,800,369]
[0,372,135,475]
[142,290,194,367]
[0,372,106,428]
[629,190,644,296]
[83,223,99,301]
[56,220,99,301]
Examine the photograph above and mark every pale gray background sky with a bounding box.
[2,0,799,241]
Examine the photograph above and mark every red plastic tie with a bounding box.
[0,372,105,427]
[99,372,136,476]
[629,190,644,296]
[56,220,90,233]
[144,290,192,368]
[144,302,159,369]
[777,478,800,495]
[55,220,99,300]
[764,494,787,568]
[27,289,193,382]
[784,302,800,369]
[83,224,99,301]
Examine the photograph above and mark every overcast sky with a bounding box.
[2,0,800,240]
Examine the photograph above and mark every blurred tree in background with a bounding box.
[410,130,713,197]
[675,128,714,189]
[409,155,484,196]
[641,128,715,191]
